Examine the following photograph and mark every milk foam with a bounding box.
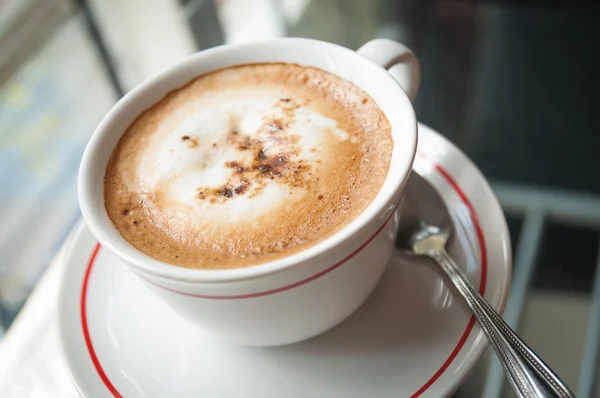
[135,89,348,222]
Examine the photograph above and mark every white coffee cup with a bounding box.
[78,38,420,346]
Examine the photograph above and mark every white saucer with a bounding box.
[59,123,512,398]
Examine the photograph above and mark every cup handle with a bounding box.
[357,39,421,101]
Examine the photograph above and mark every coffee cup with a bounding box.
[78,38,419,346]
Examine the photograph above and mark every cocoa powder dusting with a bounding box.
[196,119,310,203]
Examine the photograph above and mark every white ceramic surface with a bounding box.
[60,124,512,398]
[78,38,421,346]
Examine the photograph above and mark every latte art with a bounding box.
[143,94,340,219]
[104,63,393,269]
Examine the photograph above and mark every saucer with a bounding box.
[59,123,512,398]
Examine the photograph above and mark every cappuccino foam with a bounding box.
[104,63,393,269]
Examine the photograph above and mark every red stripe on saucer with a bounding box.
[80,159,488,398]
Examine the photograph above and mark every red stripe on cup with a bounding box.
[142,200,400,299]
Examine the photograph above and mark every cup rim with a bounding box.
[78,37,417,283]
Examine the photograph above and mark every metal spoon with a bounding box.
[397,172,575,398]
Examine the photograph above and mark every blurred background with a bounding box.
[0,0,599,396]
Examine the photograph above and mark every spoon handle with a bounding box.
[429,248,575,398]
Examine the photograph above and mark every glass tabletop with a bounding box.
[1,0,599,396]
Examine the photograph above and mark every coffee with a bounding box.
[104,63,393,269]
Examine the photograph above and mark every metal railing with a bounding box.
[484,182,600,397]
